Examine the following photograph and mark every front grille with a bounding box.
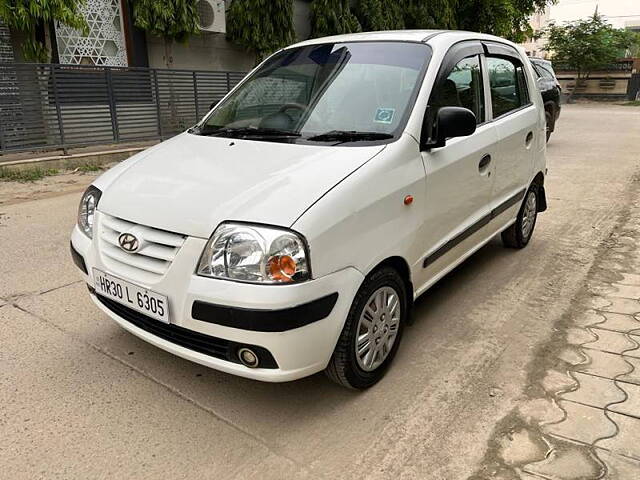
[99,213,186,281]
[96,294,278,369]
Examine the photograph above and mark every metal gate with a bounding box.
[0,63,246,154]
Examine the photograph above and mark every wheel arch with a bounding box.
[366,256,415,323]
[531,171,547,212]
[544,101,556,132]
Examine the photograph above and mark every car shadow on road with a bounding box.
[411,236,514,318]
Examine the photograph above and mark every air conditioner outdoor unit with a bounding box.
[196,0,226,33]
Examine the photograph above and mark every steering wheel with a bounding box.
[277,103,307,115]
[259,103,306,130]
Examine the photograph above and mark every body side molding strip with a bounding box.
[423,188,526,268]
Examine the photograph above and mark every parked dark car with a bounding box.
[530,57,561,142]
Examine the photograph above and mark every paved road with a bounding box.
[1,104,639,479]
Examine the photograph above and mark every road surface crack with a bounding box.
[4,279,83,303]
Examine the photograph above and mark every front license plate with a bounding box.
[93,269,169,324]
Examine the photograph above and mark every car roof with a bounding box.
[288,30,521,51]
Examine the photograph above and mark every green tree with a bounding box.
[457,0,549,41]
[310,0,361,38]
[629,32,640,58]
[227,0,296,63]
[356,0,404,31]
[403,0,457,29]
[355,0,458,32]
[541,13,636,101]
[311,0,549,40]
[130,0,200,68]
[0,0,87,62]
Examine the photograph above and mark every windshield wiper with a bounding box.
[306,130,394,143]
[197,126,301,138]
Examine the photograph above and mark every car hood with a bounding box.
[97,133,385,238]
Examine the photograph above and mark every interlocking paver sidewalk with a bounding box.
[596,412,640,460]
[544,400,617,444]
[610,284,640,300]
[609,382,640,419]
[596,312,640,333]
[598,451,640,477]
[599,297,640,316]
[575,349,633,381]
[583,328,638,355]
[472,183,640,478]
[618,357,640,385]
[524,442,604,479]
[560,372,626,408]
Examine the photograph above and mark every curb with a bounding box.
[0,146,152,171]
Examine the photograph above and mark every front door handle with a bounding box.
[479,154,491,172]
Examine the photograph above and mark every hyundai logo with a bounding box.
[118,233,140,253]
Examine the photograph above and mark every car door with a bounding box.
[418,42,499,275]
[484,43,538,221]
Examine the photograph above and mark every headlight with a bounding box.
[197,222,311,284]
[77,186,102,238]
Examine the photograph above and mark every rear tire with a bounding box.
[501,186,538,249]
[325,267,407,389]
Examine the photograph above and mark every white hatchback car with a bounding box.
[71,30,546,389]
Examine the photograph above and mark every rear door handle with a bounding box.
[479,154,491,172]
[525,131,534,146]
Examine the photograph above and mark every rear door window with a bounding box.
[487,57,530,118]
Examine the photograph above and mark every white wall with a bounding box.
[146,33,255,72]
[146,0,313,72]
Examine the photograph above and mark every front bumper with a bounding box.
[71,221,363,382]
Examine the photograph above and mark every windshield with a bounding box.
[197,42,432,144]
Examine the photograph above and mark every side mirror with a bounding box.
[423,106,477,149]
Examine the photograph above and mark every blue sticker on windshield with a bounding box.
[374,108,395,124]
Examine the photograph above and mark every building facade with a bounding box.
[0,0,316,154]
[1,0,312,72]
[521,10,550,58]
[522,0,640,58]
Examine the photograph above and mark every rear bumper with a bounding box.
[71,223,363,382]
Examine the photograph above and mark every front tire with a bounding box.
[501,186,538,249]
[325,267,407,389]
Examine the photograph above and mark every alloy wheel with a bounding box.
[355,286,401,372]
[521,191,537,239]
